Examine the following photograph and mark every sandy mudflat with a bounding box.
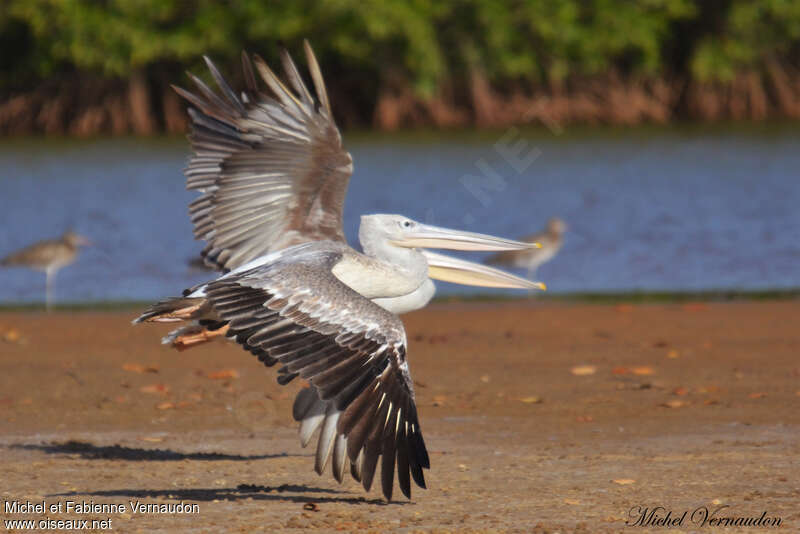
[0,300,798,533]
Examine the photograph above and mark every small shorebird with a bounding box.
[1,230,91,310]
[486,217,567,278]
[135,42,545,500]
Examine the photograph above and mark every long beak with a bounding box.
[392,223,541,251]
[422,250,546,290]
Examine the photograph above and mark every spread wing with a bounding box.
[176,41,354,272]
[203,244,429,500]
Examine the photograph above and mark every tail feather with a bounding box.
[134,296,228,351]
[133,297,207,324]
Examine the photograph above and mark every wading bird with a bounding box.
[1,230,91,310]
[486,217,567,278]
[135,42,546,500]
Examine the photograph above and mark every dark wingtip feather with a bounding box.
[279,47,313,105]
[252,53,293,105]
[360,443,380,492]
[277,370,299,385]
[172,83,194,101]
[241,50,257,93]
[203,55,245,114]
[410,463,426,489]
[172,84,209,114]
[292,386,318,421]
[414,430,430,469]
[350,459,362,482]
[380,421,397,501]
[397,437,411,499]
[303,39,331,114]
[381,447,396,501]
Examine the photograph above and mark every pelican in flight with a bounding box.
[1,230,91,310]
[135,42,545,500]
[486,217,567,278]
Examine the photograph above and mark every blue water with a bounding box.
[0,127,798,303]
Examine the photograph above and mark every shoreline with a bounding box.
[4,70,800,136]
[1,288,798,312]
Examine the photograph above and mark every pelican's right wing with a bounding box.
[176,42,353,272]
[203,244,429,500]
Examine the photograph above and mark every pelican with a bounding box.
[486,217,567,278]
[135,42,545,500]
[1,230,91,310]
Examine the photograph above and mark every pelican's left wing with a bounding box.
[203,244,429,500]
[175,42,353,272]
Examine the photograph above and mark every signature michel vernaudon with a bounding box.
[626,505,782,528]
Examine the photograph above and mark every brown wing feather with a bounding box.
[202,244,429,500]
[176,44,353,272]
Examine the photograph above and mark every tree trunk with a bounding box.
[765,60,800,117]
[162,86,186,133]
[469,67,497,127]
[128,68,155,135]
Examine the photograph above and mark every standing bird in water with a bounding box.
[135,42,545,500]
[486,217,567,278]
[1,230,91,310]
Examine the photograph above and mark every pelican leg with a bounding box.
[172,324,230,350]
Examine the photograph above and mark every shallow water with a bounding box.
[0,126,798,303]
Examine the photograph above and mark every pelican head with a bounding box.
[360,215,540,252]
[359,214,545,291]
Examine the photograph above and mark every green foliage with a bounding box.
[2,0,800,93]
[445,0,695,83]
[5,0,238,76]
[691,0,800,81]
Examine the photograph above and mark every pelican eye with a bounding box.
[402,220,413,228]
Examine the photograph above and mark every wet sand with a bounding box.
[0,301,798,533]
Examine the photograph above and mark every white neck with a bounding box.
[328,221,429,299]
[372,278,436,314]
